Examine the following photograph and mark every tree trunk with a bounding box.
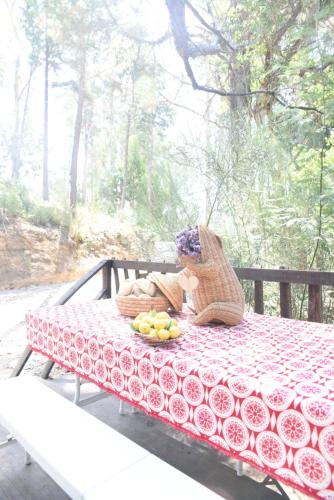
[15,62,35,183]
[107,87,116,206]
[227,0,251,156]
[11,59,21,182]
[70,52,86,215]
[229,57,251,115]
[82,115,89,205]
[146,132,153,209]
[228,53,251,169]
[204,97,213,222]
[120,111,131,209]
[120,70,137,209]
[42,42,49,201]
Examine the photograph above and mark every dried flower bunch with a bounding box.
[176,225,201,262]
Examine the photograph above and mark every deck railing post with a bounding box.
[308,284,322,323]
[279,267,292,318]
[103,261,112,298]
[110,257,120,294]
[123,261,129,280]
[135,264,140,279]
[254,281,264,314]
[11,347,33,377]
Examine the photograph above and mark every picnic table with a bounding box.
[26,299,334,499]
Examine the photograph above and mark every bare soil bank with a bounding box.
[0,217,138,290]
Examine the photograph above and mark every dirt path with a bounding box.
[0,276,102,379]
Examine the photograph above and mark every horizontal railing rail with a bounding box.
[110,259,334,324]
[111,259,334,285]
[235,267,334,286]
[55,259,112,305]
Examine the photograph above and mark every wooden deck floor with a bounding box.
[0,376,306,500]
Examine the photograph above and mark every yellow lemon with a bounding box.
[142,315,155,326]
[156,311,170,320]
[170,319,178,327]
[139,321,151,334]
[150,328,158,337]
[153,318,167,331]
[157,329,170,340]
[136,312,147,320]
[169,326,181,339]
[132,320,140,330]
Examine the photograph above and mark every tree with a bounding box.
[10,58,36,182]
[62,0,115,216]
[164,0,329,115]
[22,0,63,200]
[23,0,115,212]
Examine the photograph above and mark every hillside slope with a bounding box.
[0,216,143,289]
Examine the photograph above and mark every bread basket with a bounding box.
[115,295,171,317]
[148,272,183,312]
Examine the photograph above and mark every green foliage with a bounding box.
[28,205,67,228]
[0,180,67,228]
[0,182,30,217]
[1,0,334,322]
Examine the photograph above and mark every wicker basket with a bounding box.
[148,272,183,312]
[115,295,171,317]
[178,225,245,326]
[134,330,184,346]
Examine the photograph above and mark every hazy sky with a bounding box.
[1,0,209,213]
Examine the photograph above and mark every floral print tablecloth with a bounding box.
[26,300,334,499]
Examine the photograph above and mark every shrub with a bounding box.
[0,180,29,217]
[28,205,68,228]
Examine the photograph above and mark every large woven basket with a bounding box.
[115,295,171,317]
[178,225,245,326]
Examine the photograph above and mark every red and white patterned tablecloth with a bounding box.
[26,300,334,499]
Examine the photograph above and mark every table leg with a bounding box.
[236,460,244,477]
[73,375,81,405]
[262,476,290,498]
[11,346,33,377]
[40,359,55,379]
[119,400,138,415]
[0,435,31,467]
[25,451,31,465]
[0,435,16,449]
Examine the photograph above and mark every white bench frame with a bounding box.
[0,376,223,500]
[73,373,244,474]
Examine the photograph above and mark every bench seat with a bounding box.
[0,376,223,500]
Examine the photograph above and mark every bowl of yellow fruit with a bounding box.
[131,310,182,346]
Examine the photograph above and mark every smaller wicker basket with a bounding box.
[115,295,171,317]
[134,330,184,346]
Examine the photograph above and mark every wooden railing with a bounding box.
[12,258,334,379]
[110,259,334,323]
[65,259,334,323]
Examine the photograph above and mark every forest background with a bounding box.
[0,0,333,320]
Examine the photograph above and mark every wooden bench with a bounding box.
[0,376,223,500]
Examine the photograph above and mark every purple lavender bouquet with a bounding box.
[176,225,201,263]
